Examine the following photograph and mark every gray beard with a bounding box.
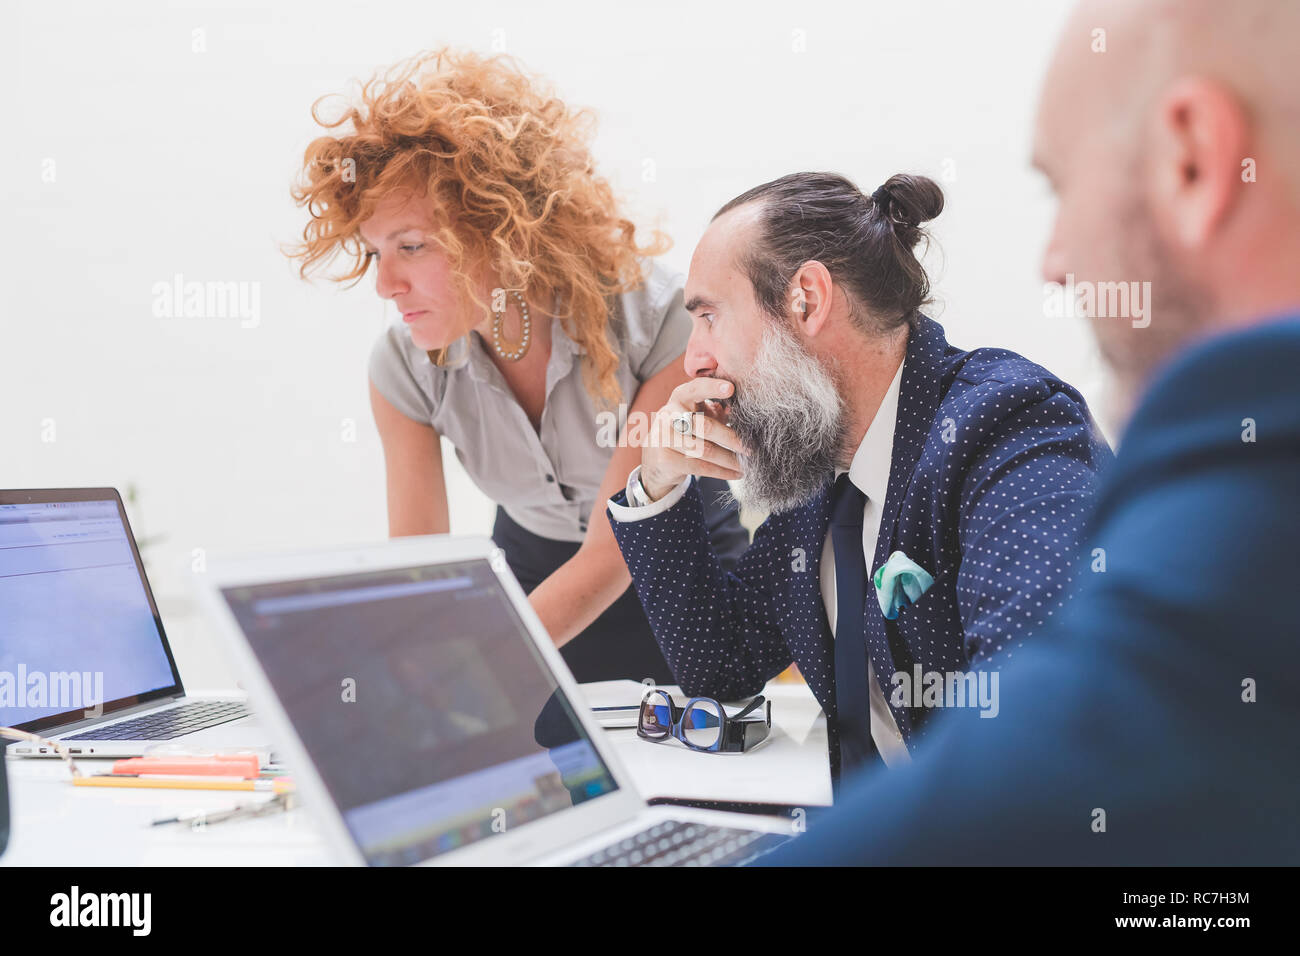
[726,321,847,514]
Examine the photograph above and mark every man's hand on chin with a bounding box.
[640,377,746,501]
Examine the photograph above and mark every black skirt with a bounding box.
[491,477,749,685]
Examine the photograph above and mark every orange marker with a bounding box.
[110,754,261,778]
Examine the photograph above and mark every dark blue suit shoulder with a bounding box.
[936,348,1095,439]
[949,345,1078,394]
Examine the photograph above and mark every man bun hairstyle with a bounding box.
[715,170,943,334]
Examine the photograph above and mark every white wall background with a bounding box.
[2,0,1108,685]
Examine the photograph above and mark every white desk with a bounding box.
[1,681,830,866]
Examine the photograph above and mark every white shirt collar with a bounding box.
[837,356,905,504]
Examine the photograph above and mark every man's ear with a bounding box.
[791,261,835,337]
[1149,77,1249,250]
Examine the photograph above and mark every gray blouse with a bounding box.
[368,258,691,542]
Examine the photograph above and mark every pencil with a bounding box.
[72,776,294,794]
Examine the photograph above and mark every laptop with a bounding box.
[1,488,267,759]
[195,534,798,866]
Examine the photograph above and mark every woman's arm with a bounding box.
[370,381,450,536]
[528,358,692,647]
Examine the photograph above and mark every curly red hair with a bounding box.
[287,47,671,406]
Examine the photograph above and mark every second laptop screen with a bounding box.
[220,557,617,865]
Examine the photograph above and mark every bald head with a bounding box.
[1043,0,1300,159]
[1034,0,1300,413]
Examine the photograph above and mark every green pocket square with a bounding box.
[872,550,935,620]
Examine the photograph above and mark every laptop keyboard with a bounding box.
[64,700,249,741]
[569,819,790,867]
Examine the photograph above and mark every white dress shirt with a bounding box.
[609,358,911,767]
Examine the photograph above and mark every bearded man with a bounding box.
[605,170,1112,784]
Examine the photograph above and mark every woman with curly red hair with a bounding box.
[287,48,747,683]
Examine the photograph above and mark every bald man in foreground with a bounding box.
[762,0,1300,865]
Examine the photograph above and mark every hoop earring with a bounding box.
[491,290,531,361]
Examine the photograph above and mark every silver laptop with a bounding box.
[1,488,267,759]
[195,534,797,866]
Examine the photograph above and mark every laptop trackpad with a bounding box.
[177,720,271,753]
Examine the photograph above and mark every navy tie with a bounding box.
[829,472,878,776]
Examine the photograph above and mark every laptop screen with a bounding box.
[219,557,620,866]
[0,493,180,731]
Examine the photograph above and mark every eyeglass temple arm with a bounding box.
[722,698,772,751]
[729,696,767,721]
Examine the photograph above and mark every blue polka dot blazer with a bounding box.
[607,314,1113,775]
